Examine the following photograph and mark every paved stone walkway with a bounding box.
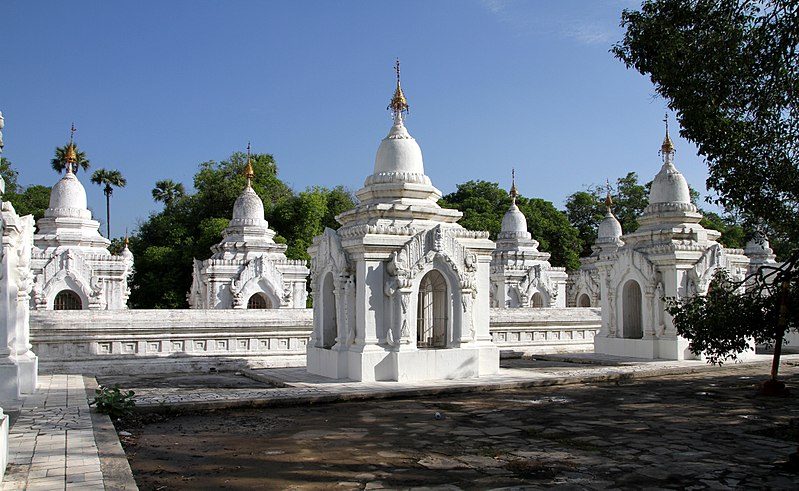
[2,375,104,491]
[2,354,798,490]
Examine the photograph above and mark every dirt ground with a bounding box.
[107,363,799,490]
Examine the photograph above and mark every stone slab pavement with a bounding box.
[2,353,798,490]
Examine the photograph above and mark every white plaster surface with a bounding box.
[0,409,6,485]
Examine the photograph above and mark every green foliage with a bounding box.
[91,168,127,239]
[616,0,799,372]
[52,143,90,174]
[666,266,798,365]
[129,152,355,308]
[440,181,510,239]
[90,169,127,193]
[564,190,603,257]
[564,172,648,256]
[519,198,582,271]
[271,187,329,261]
[0,157,19,194]
[613,0,799,247]
[90,384,136,418]
[152,179,186,206]
[193,152,292,220]
[6,185,51,222]
[440,180,582,270]
[699,211,746,249]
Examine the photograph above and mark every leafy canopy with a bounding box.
[613,0,799,245]
[130,152,355,308]
[440,180,582,270]
[615,0,799,367]
[52,144,90,174]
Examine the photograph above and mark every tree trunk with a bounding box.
[105,188,111,239]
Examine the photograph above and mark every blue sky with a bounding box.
[1,0,715,240]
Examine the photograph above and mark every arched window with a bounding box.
[54,290,82,310]
[417,270,448,349]
[531,292,545,308]
[622,280,643,339]
[578,294,591,307]
[321,272,337,349]
[247,293,272,309]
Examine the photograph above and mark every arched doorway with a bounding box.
[54,290,82,310]
[417,270,448,348]
[247,293,272,309]
[578,294,591,307]
[531,292,545,308]
[321,272,337,349]
[622,280,643,339]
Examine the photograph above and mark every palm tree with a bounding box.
[152,179,186,206]
[52,144,90,174]
[90,169,126,238]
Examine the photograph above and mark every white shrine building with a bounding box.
[566,192,622,308]
[188,147,309,309]
[490,174,567,308]
[306,63,499,382]
[0,116,38,404]
[593,126,750,360]
[30,131,134,310]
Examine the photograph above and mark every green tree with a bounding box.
[52,144,90,174]
[564,190,603,257]
[518,197,582,271]
[152,179,186,206]
[9,185,51,222]
[615,0,799,381]
[564,173,648,256]
[129,150,354,308]
[0,158,50,222]
[0,157,20,194]
[193,151,292,220]
[90,169,126,239]
[440,180,582,270]
[440,180,511,239]
[614,172,649,234]
[271,186,356,261]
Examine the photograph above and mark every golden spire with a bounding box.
[660,113,675,159]
[509,168,518,203]
[65,123,77,172]
[124,229,129,246]
[605,179,614,211]
[244,142,255,186]
[388,58,409,119]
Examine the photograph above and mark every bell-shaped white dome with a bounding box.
[48,172,88,211]
[500,202,528,236]
[649,161,691,204]
[597,211,623,241]
[373,119,425,175]
[232,186,265,222]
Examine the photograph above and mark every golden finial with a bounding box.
[244,142,255,185]
[660,113,675,158]
[388,58,409,118]
[509,168,518,202]
[124,229,129,246]
[605,179,614,210]
[65,123,77,170]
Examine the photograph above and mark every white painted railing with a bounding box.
[30,307,601,374]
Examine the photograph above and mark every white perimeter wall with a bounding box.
[31,308,601,375]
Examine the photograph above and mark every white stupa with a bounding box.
[567,190,623,308]
[188,145,309,309]
[490,172,567,308]
[306,61,499,382]
[593,122,750,360]
[30,127,133,310]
